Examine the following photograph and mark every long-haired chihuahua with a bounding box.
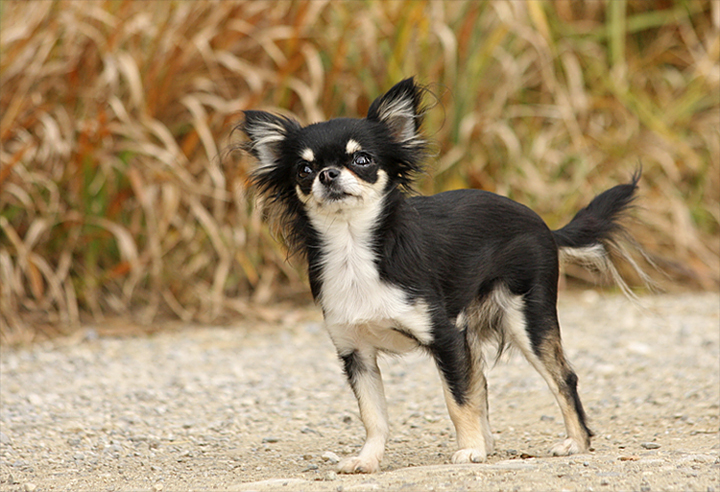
[237,78,644,473]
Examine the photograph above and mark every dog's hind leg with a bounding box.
[431,322,494,464]
[502,290,593,456]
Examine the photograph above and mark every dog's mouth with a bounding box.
[317,182,361,203]
[323,189,355,201]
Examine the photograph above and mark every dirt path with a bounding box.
[1,292,718,492]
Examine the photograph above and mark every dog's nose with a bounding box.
[319,168,340,184]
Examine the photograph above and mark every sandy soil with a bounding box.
[1,292,718,492]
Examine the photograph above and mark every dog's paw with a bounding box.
[337,456,380,474]
[549,438,587,456]
[452,448,487,464]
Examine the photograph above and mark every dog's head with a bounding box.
[237,78,429,244]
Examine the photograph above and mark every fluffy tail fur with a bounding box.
[552,171,652,298]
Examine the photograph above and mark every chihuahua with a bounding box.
[238,78,641,473]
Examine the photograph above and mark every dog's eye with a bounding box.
[353,153,372,167]
[297,164,313,180]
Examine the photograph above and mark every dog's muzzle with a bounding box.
[317,167,355,201]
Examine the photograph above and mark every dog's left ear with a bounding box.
[367,78,424,147]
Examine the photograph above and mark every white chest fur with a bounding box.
[308,200,432,352]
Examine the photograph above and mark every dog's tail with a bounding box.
[552,170,653,298]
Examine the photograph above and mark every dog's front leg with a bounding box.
[336,347,388,474]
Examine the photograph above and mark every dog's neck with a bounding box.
[303,188,408,321]
[307,191,387,263]
[303,185,403,247]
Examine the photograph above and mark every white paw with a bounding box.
[452,448,487,464]
[337,455,380,474]
[549,437,586,456]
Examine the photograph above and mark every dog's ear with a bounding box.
[238,110,300,170]
[367,78,424,146]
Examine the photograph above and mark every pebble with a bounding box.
[27,393,42,406]
[322,451,340,464]
[24,484,37,492]
[0,432,12,446]
[619,456,639,461]
[641,442,661,449]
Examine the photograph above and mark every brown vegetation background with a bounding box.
[1,0,718,344]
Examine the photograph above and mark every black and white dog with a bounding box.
[238,78,641,473]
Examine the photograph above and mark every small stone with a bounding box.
[262,437,279,443]
[303,464,319,472]
[303,454,313,460]
[27,394,42,406]
[152,484,163,492]
[641,442,660,450]
[325,471,338,481]
[83,328,99,342]
[640,486,650,492]
[105,444,122,457]
[540,415,555,422]
[322,451,340,464]
[67,437,82,447]
[24,483,37,492]
[0,432,12,446]
[600,479,610,486]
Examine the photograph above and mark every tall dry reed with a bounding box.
[1,0,718,343]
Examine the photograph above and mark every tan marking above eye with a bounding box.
[346,139,362,154]
[301,148,315,162]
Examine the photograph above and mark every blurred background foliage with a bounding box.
[1,0,718,343]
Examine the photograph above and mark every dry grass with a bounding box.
[1,0,718,344]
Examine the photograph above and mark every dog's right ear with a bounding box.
[238,110,300,171]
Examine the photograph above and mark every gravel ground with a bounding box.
[1,292,718,492]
